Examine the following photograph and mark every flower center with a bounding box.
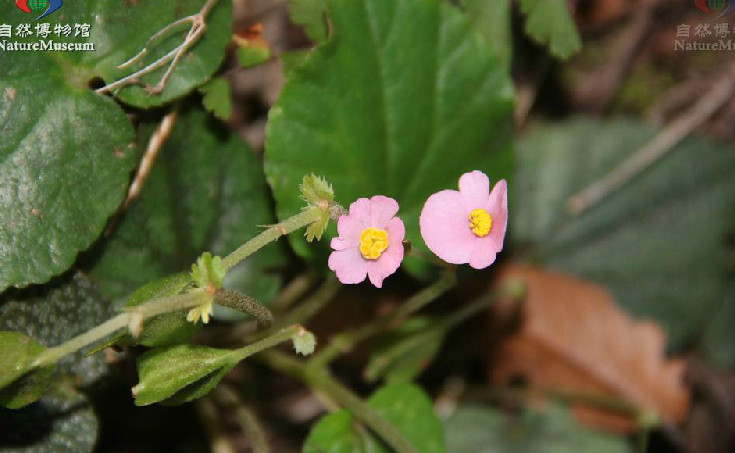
[468,208,493,237]
[360,227,389,260]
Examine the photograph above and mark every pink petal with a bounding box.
[328,247,368,285]
[468,242,498,269]
[458,170,490,209]
[486,179,508,252]
[419,190,475,264]
[367,217,405,288]
[369,195,399,228]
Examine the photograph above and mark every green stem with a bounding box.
[262,351,420,453]
[32,290,210,367]
[309,270,456,368]
[221,207,322,272]
[230,325,301,362]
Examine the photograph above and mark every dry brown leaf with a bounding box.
[491,265,690,431]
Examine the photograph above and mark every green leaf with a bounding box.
[0,385,98,453]
[3,0,232,112]
[0,58,136,291]
[365,317,445,383]
[443,404,632,453]
[289,0,328,42]
[0,273,115,387]
[281,49,313,75]
[513,118,735,354]
[93,0,232,108]
[133,344,236,406]
[87,107,286,320]
[266,0,514,275]
[460,0,512,69]
[519,0,582,59]
[304,382,446,453]
[0,333,53,409]
[200,78,233,121]
[698,286,735,370]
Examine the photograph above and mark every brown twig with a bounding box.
[567,63,735,216]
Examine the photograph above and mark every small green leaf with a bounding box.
[0,385,98,453]
[87,107,286,321]
[443,404,632,453]
[514,119,734,356]
[133,344,237,406]
[519,0,582,59]
[200,78,233,121]
[460,0,512,69]
[266,0,514,277]
[0,332,54,409]
[191,252,225,289]
[304,382,446,453]
[289,0,328,42]
[365,317,445,383]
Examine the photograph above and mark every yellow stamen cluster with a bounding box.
[186,299,214,324]
[469,208,493,237]
[359,227,389,260]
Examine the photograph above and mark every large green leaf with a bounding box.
[443,404,632,453]
[0,385,98,453]
[0,58,136,291]
[513,118,735,354]
[0,273,115,386]
[289,0,328,43]
[266,0,514,274]
[304,382,446,453]
[88,107,286,313]
[519,0,581,59]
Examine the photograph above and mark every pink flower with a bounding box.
[419,171,507,269]
[328,196,405,288]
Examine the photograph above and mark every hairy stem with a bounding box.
[221,207,322,272]
[32,290,210,367]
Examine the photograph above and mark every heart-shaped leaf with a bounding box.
[266,0,514,276]
[304,382,446,453]
[513,118,734,358]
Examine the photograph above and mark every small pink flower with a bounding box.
[419,171,507,269]
[328,196,405,288]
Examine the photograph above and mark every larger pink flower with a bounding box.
[419,171,507,269]
[328,196,405,288]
